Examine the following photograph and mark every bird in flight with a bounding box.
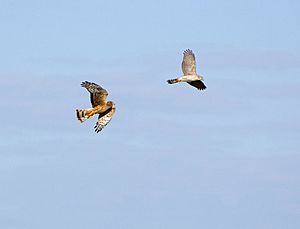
[167,49,207,90]
[76,81,116,133]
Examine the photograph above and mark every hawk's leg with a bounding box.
[85,107,99,118]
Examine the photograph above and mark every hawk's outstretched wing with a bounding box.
[181,49,197,75]
[81,81,108,107]
[187,80,206,90]
[94,103,116,133]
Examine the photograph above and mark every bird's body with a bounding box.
[76,81,116,133]
[167,49,207,90]
[168,74,200,83]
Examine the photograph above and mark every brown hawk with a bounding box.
[76,81,116,133]
[167,49,207,90]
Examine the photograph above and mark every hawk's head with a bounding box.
[106,101,115,108]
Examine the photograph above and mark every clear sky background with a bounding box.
[0,0,299,228]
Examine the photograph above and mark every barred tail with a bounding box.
[76,108,95,123]
[167,78,179,84]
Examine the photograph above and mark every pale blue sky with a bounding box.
[0,0,300,228]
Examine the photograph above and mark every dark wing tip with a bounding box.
[198,85,207,90]
[81,81,91,87]
[197,82,206,91]
[183,49,194,55]
[94,127,102,133]
[187,80,207,91]
[198,81,207,90]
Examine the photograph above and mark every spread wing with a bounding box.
[81,81,108,107]
[181,49,197,75]
[94,103,116,133]
[187,80,206,90]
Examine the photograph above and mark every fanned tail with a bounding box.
[76,108,95,123]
